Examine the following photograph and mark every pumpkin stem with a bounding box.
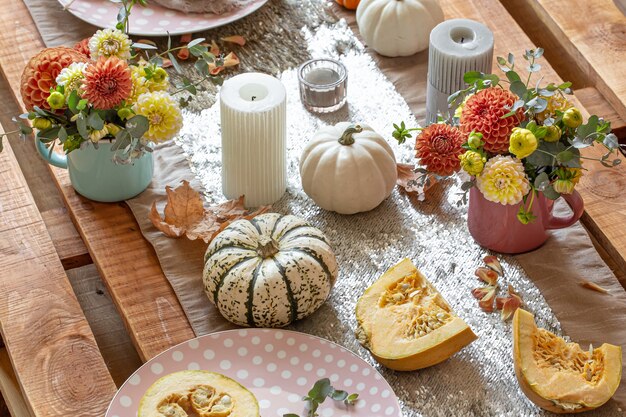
[338,124,363,146]
[257,238,279,258]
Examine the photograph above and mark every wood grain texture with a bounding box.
[66,265,143,386]
[439,0,626,288]
[0,125,116,416]
[0,0,195,361]
[0,349,32,417]
[502,0,626,120]
[575,87,626,140]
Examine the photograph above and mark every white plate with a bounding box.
[106,329,402,417]
[58,0,268,37]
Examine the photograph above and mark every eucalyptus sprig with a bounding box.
[113,0,148,34]
[283,378,359,417]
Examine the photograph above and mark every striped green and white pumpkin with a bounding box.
[203,213,338,327]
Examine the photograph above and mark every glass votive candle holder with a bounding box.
[298,58,348,113]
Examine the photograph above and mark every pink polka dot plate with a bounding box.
[106,329,402,417]
[58,0,268,37]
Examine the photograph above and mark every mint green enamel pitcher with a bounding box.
[37,139,154,202]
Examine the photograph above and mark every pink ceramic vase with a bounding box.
[467,187,584,254]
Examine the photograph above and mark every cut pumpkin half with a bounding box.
[513,309,622,414]
[138,370,259,417]
[355,258,477,371]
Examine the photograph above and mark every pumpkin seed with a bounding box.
[392,293,405,302]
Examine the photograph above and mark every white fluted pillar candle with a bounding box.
[220,73,287,208]
[426,19,494,123]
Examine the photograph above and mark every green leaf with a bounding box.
[132,42,158,50]
[528,63,541,73]
[330,390,348,401]
[542,184,561,200]
[506,71,521,83]
[508,52,515,66]
[187,37,206,48]
[189,44,208,57]
[76,115,89,139]
[556,150,575,163]
[534,172,550,191]
[77,99,88,111]
[58,126,68,142]
[463,71,483,85]
[510,80,527,98]
[603,133,619,149]
[558,81,572,90]
[125,115,150,139]
[168,52,183,74]
[112,129,131,151]
[88,111,105,130]
[533,48,544,58]
[68,90,80,113]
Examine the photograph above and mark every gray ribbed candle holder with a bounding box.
[426,19,494,124]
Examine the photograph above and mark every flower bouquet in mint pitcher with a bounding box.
[0,0,234,202]
[394,49,623,254]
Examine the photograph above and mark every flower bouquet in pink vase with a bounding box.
[394,49,622,254]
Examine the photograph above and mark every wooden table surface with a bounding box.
[0,0,625,415]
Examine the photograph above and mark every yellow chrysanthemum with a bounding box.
[56,62,87,97]
[127,65,169,104]
[537,94,572,122]
[477,155,530,205]
[89,28,132,60]
[133,91,182,143]
[459,151,486,176]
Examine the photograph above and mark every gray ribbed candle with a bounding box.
[426,19,494,123]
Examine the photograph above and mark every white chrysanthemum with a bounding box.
[89,28,132,60]
[56,62,87,96]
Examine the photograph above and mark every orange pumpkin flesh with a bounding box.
[355,259,477,371]
[513,309,622,413]
[335,0,360,10]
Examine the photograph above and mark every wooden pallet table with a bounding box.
[0,0,624,415]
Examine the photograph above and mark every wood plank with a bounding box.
[0,0,195,361]
[0,349,32,417]
[502,0,626,121]
[40,208,92,270]
[66,265,143,386]
[0,124,116,416]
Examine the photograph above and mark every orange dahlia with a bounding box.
[74,37,91,58]
[20,47,87,110]
[460,87,524,154]
[415,123,465,176]
[82,57,132,109]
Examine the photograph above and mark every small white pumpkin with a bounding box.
[356,0,444,57]
[299,123,397,214]
[203,213,338,327]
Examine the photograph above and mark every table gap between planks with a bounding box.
[0,0,625,415]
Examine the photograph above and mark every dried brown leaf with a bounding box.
[396,163,436,201]
[484,255,504,276]
[221,35,246,46]
[210,40,220,56]
[475,267,499,286]
[580,281,610,294]
[150,182,272,243]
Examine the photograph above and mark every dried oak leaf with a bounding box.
[149,181,271,243]
[396,163,436,201]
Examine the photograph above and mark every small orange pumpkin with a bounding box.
[336,0,360,10]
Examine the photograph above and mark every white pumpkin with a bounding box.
[299,123,397,214]
[203,213,338,327]
[356,0,444,57]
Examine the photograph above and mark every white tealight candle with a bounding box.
[220,73,287,208]
[426,19,494,123]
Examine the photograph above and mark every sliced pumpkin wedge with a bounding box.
[513,309,622,414]
[138,370,259,417]
[355,258,477,371]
